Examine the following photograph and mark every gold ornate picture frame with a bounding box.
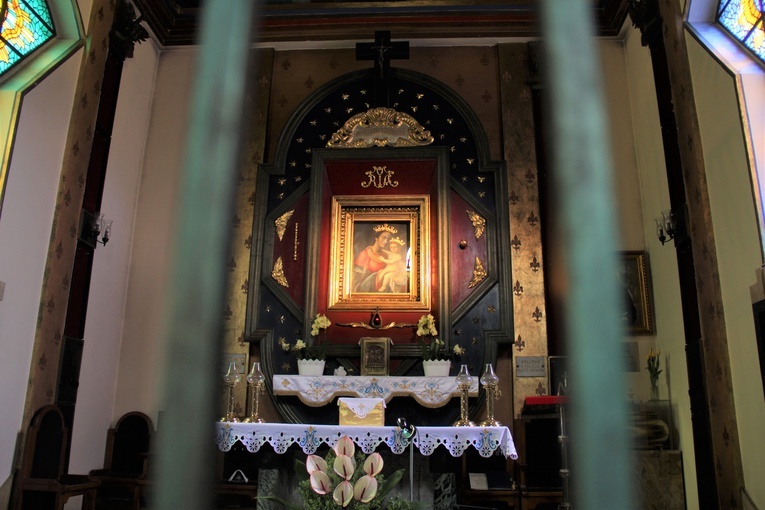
[618,251,655,335]
[328,195,430,311]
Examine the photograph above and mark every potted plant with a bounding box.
[260,436,421,509]
[280,313,331,376]
[417,314,463,377]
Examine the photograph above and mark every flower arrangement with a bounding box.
[260,436,418,509]
[416,314,438,338]
[279,313,331,360]
[311,313,332,336]
[416,314,463,361]
[645,348,662,400]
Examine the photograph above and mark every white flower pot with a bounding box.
[298,359,326,376]
[422,359,451,377]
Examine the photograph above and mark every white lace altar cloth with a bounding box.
[215,422,517,459]
[272,375,479,407]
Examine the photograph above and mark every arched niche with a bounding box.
[247,68,513,425]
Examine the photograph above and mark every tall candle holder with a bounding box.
[243,361,266,423]
[220,362,241,422]
[453,364,476,427]
[479,363,501,427]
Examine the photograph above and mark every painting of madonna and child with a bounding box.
[352,222,411,294]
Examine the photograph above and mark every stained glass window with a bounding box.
[718,0,765,63]
[0,0,56,76]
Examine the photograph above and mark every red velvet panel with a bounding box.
[272,192,310,306]
[449,190,488,310]
[325,159,436,196]
[316,158,440,347]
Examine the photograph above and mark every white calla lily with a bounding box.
[363,452,384,476]
[333,453,356,480]
[333,480,354,507]
[353,474,378,503]
[333,435,355,457]
[309,470,332,495]
[306,454,327,474]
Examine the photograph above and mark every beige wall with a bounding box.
[115,47,194,424]
[0,46,82,495]
[0,6,158,505]
[69,39,159,472]
[623,24,699,509]
[686,31,765,508]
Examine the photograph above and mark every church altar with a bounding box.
[271,375,479,407]
[215,422,517,459]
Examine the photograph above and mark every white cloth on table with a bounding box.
[215,422,517,459]
[272,375,479,407]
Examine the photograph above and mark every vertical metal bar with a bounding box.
[153,1,255,509]
[539,1,634,509]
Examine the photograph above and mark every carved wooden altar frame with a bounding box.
[247,69,514,426]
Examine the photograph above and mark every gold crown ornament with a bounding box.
[373,224,398,234]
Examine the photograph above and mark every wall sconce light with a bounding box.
[80,210,113,248]
[93,213,113,245]
[655,209,676,245]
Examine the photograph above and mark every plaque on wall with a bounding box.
[515,356,546,377]
[359,337,390,376]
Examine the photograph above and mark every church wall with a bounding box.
[686,32,765,509]
[0,45,83,494]
[623,24,699,509]
[68,38,160,475]
[115,47,195,426]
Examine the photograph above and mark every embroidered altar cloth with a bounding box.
[272,375,479,407]
[215,422,517,459]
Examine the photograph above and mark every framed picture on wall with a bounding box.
[618,251,655,335]
[328,195,431,311]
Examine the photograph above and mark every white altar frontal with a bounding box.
[215,422,518,459]
[271,375,480,407]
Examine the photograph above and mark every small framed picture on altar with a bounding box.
[360,337,390,376]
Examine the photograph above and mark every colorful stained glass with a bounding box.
[718,0,765,62]
[0,0,55,76]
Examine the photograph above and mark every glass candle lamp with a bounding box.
[479,363,501,427]
[453,364,476,427]
[221,362,241,422]
[243,362,266,423]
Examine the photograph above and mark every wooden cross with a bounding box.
[355,31,409,108]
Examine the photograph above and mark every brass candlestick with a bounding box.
[453,364,476,427]
[243,362,266,423]
[220,362,241,422]
[479,363,502,427]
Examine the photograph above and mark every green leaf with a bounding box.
[376,468,405,500]
[294,459,309,482]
